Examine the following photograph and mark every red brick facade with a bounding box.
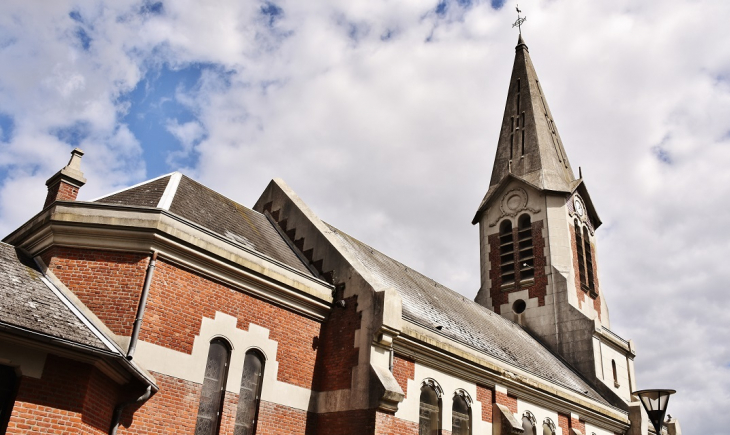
[312,295,361,392]
[375,412,419,435]
[44,180,81,208]
[6,355,120,434]
[488,220,547,314]
[41,247,149,337]
[392,355,415,398]
[558,412,570,434]
[476,385,493,423]
[494,390,518,414]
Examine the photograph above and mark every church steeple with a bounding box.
[474,35,577,223]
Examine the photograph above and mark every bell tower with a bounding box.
[473,35,636,404]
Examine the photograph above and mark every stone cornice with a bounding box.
[4,202,333,321]
[395,322,629,433]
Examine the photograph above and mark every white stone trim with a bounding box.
[157,172,183,210]
[88,171,178,203]
[132,311,313,411]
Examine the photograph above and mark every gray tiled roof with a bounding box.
[0,242,106,349]
[94,174,312,275]
[325,224,610,405]
[96,174,171,207]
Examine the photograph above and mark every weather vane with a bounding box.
[512,5,526,34]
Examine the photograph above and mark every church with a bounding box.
[0,35,681,435]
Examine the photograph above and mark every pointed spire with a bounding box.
[488,34,576,193]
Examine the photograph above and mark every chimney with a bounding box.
[44,148,87,208]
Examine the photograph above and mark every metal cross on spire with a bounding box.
[512,5,526,34]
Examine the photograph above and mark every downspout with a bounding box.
[388,345,394,372]
[127,251,158,360]
[109,385,152,435]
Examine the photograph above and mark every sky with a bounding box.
[0,0,728,432]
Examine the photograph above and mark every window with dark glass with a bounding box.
[543,418,556,435]
[0,365,19,435]
[419,384,440,435]
[612,359,619,387]
[522,411,537,435]
[575,220,587,289]
[499,220,515,285]
[451,394,471,435]
[583,227,595,293]
[195,338,231,435]
[234,350,265,435]
[517,214,534,281]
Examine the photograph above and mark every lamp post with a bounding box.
[633,389,676,434]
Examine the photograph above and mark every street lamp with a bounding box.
[633,389,676,434]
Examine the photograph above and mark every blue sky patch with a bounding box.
[260,2,283,27]
[74,27,92,50]
[435,0,448,16]
[490,0,506,9]
[51,121,90,146]
[0,113,14,142]
[652,145,672,164]
[117,62,227,176]
[140,1,164,15]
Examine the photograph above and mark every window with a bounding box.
[0,365,19,435]
[234,350,265,435]
[583,227,595,293]
[575,220,587,289]
[517,214,534,281]
[522,411,537,435]
[612,359,620,388]
[543,417,556,435]
[452,391,471,435]
[419,381,441,435]
[499,220,515,285]
[195,338,232,435]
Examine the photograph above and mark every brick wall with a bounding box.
[256,401,309,435]
[6,355,119,434]
[570,415,586,434]
[308,408,376,435]
[140,259,322,389]
[488,220,547,314]
[44,180,80,208]
[375,411,419,435]
[558,412,570,434]
[312,295,361,392]
[494,391,517,414]
[476,384,493,423]
[392,355,415,399]
[41,247,149,337]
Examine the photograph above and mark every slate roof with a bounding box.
[94,173,312,275]
[0,242,107,350]
[325,224,610,405]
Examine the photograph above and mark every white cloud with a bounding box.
[0,0,728,432]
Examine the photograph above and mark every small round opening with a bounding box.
[512,299,526,314]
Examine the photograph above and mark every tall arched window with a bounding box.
[517,214,534,281]
[499,220,515,285]
[583,227,595,292]
[543,417,556,435]
[419,381,441,435]
[612,359,619,387]
[522,411,537,435]
[574,220,587,289]
[195,338,232,435]
[452,391,471,435]
[234,350,266,435]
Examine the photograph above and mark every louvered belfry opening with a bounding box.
[517,214,534,281]
[452,394,471,435]
[583,226,596,294]
[419,385,440,435]
[575,219,587,289]
[195,338,231,435]
[234,350,265,435]
[499,220,516,285]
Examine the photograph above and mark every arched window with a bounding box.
[522,411,537,435]
[574,220,587,289]
[499,220,515,285]
[583,227,595,292]
[195,338,232,435]
[419,380,441,435]
[517,214,534,281]
[543,417,556,435]
[612,359,619,387]
[452,391,471,435]
[234,350,266,435]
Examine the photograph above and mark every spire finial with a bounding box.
[512,4,526,34]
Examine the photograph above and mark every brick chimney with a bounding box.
[44,148,87,208]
